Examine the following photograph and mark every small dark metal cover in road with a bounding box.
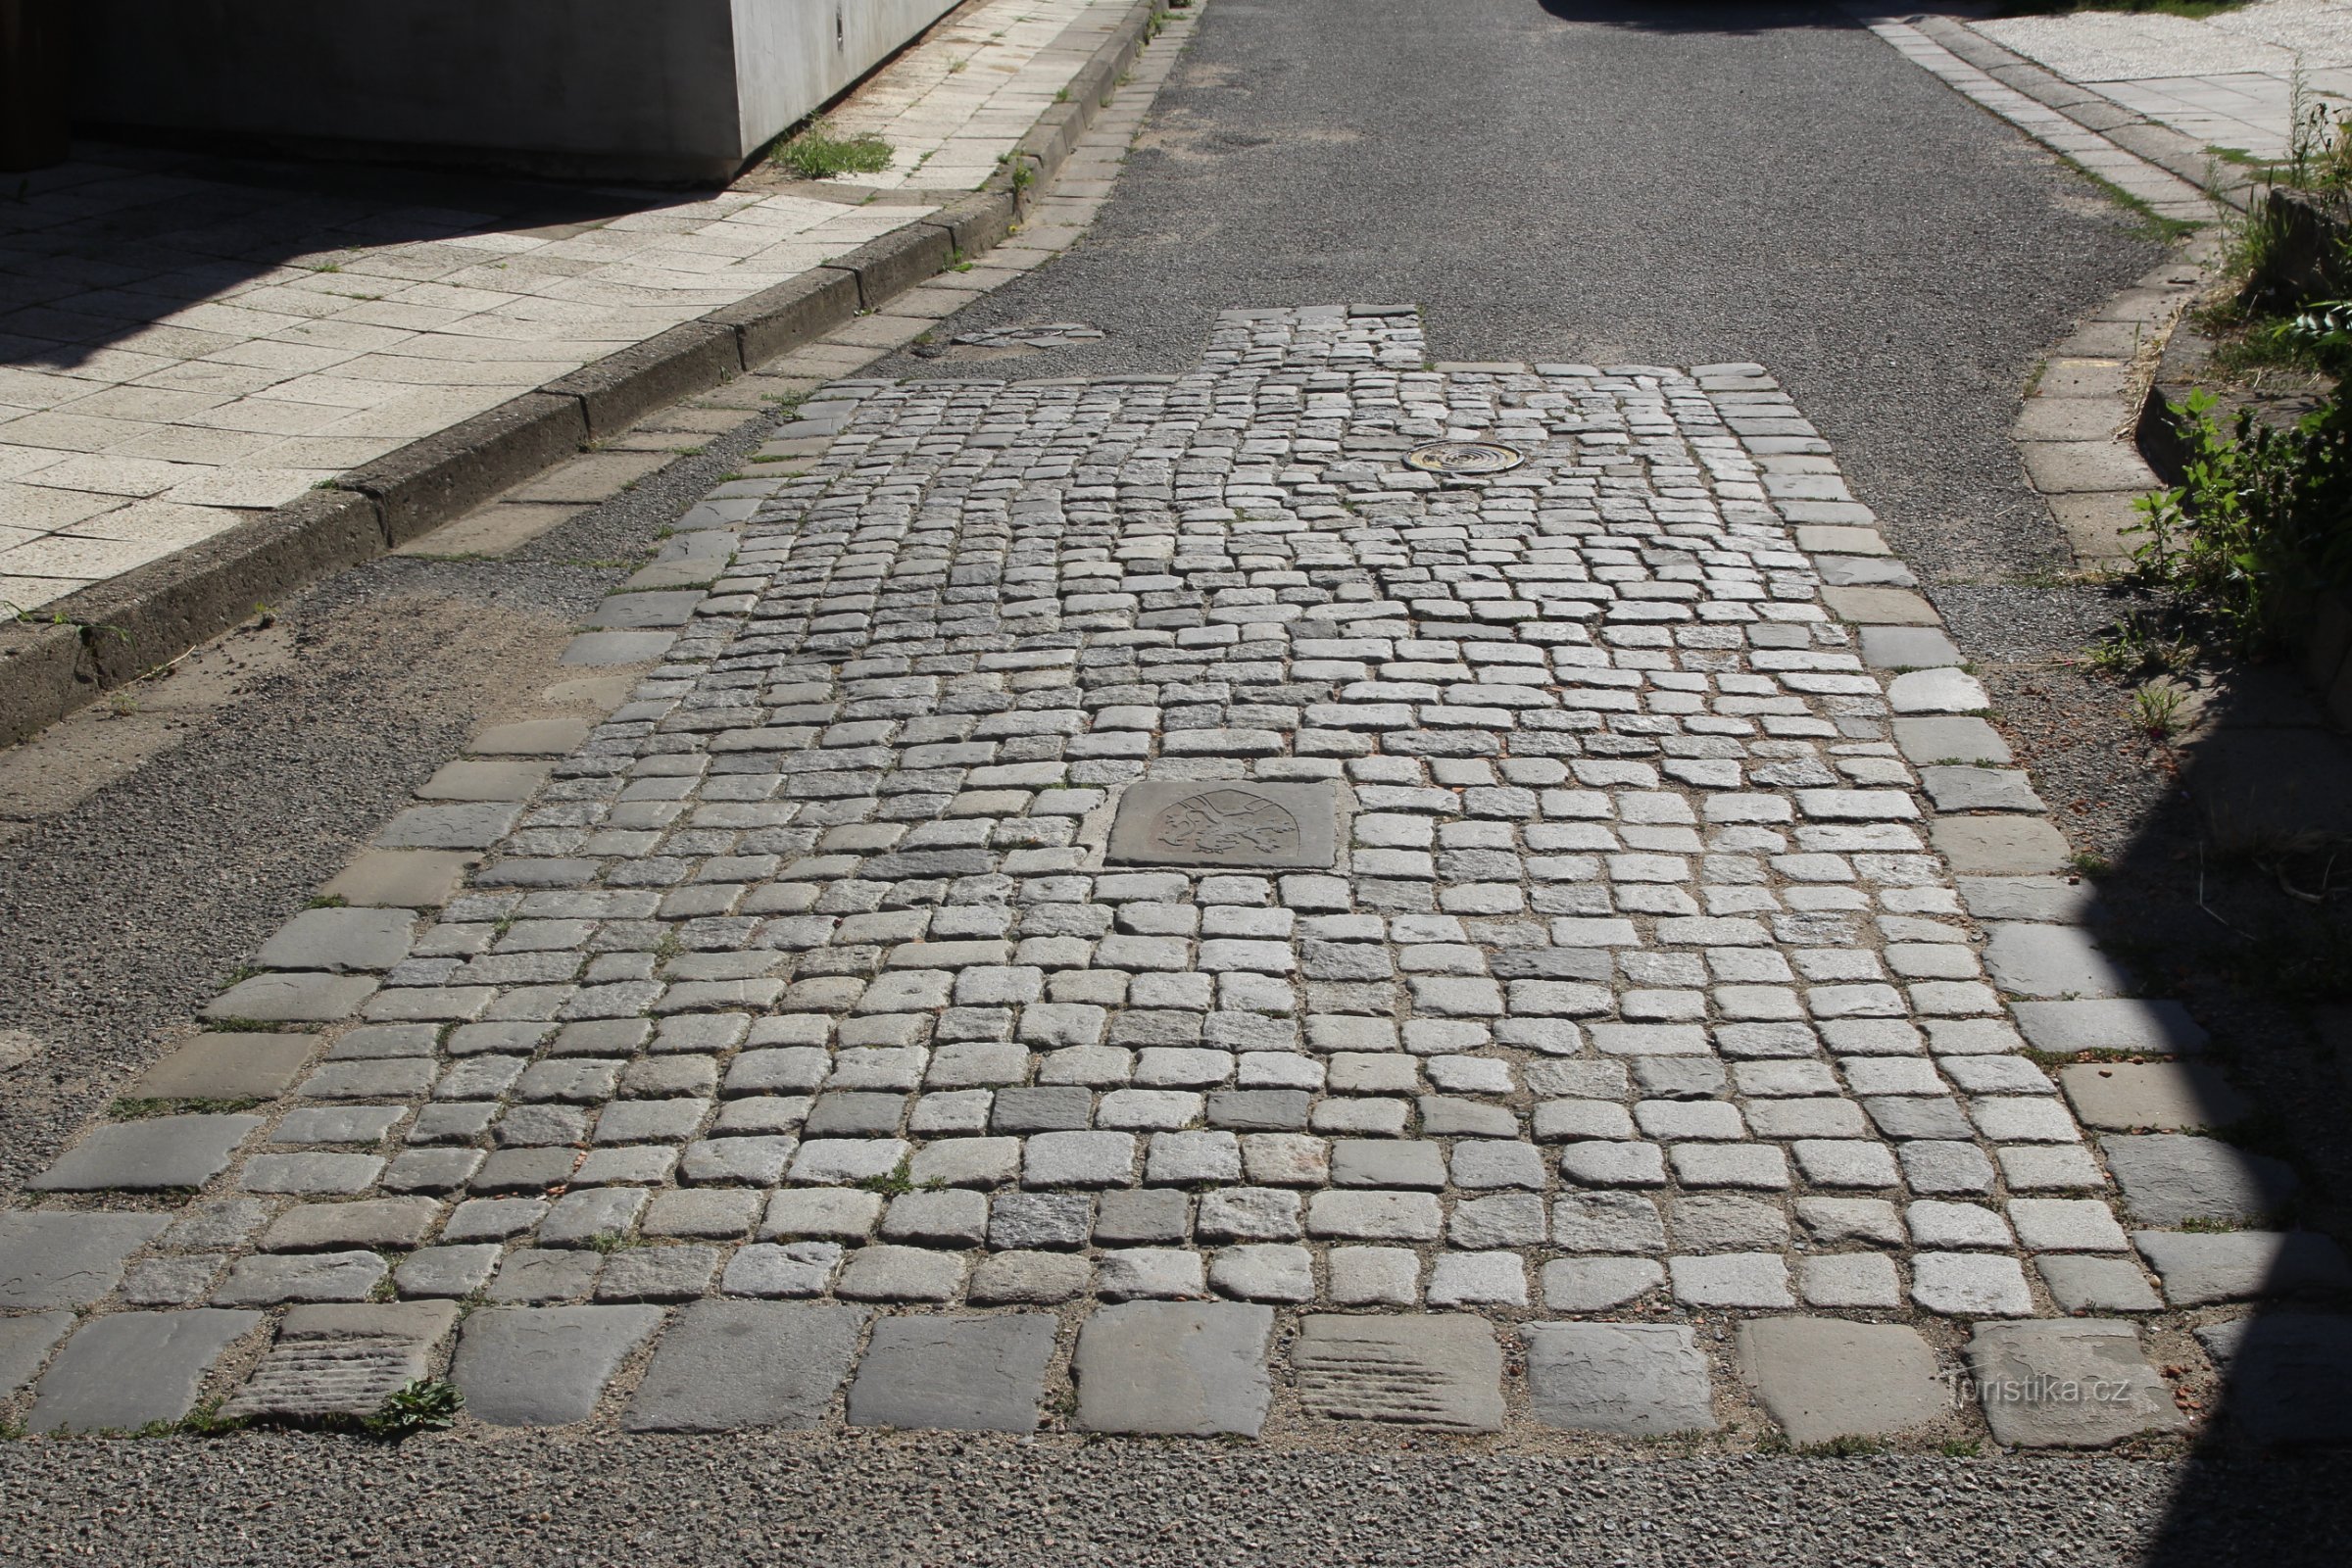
[1106,781,1344,868]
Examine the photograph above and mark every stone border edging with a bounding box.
[0,0,1171,748]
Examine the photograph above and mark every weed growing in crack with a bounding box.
[774,120,893,180]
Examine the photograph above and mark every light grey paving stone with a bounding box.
[834,1245,965,1301]
[2060,1062,2249,1132]
[721,1242,843,1298]
[1796,1197,1903,1246]
[1911,1251,2034,1316]
[2195,1314,2352,1446]
[0,1310,74,1395]
[540,1188,651,1248]
[1797,1252,1902,1307]
[1552,1192,1666,1252]
[456,1304,666,1427]
[2008,1198,2131,1252]
[240,1152,386,1195]
[1427,1251,1528,1306]
[1073,1301,1275,1437]
[222,1302,459,1421]
[882,1190,989,1248]
[1541,1256,1665,1311]
[395,1245,503,1299]
[1932,817,2071,875]
[1893,716,2011,765]
[1450,1192,1546,1249]
[27,1114,263,1192]
[2104,1135,2296,1226]
[1671,1195,1788,1253]
[1919,766,2046,813]
[1983,925,2130,999]
[1907,1200,2013,1251]
[1306,1190,1443,1241]
[969,1250,1092,1305]
[846,1314,1056,1433]
[643,1189,762,1240]
[443,1197,547,1243]
[1327,1247,1420,1307]
[1955,876,2100,924]
[596,1246,721,1301]
[1331,1139,1446,1189]
[1738,1318,1945,1445]
[130,1033,316,1100]
[258,908,417,972]
[1859,626,1962,669]
[485,1249,601,1304]
[29,1309,262,1434]
[1522,1323,1717,1436]
[213,1251,388,1306]
[274,1105,405,1146]
[0,1211,169,1308]
[377,803,523,851]
[760,1189,884,1242]
[2132,1230,2352,1305]
[1209,1244,1315,1302]
[2010,999,2207,1056]
[204,973,378,1022]
[1964,1321,2184,1447]
[2037,1255,2163,1313]
[262,1199,440,1252]
[1293,1314,1503,1431]
[1559,1141,1667,1187]
[1098,1247,1207,1301]
[1670,1252,1793,1308]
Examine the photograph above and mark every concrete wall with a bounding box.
[70,0,962,183]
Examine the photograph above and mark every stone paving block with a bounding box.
[2010,999,2207,1056]
[1073,1301,1274,1436]
[1930,817,2071,875]
[2037,1255,2163,1313]
[2196,1314,2352,1446]
[257,907,417,972]
[320,851,475,908]
[1293,1314,1503,1431]
[721,1242,844,1298]
[1982,924,2129,998]
[204,973,378,1022]
[2060,1061,2249,1131]
[395,1246,503,1299]
[262,1199,440,1251]
[1894,716,2011,765]
[1963,1321,2183,1447]
[0,1310,74,1394]
[456,1305,666,1427]
[1541,1256,1664,1310]
[129,1033,316,1100]
[596,1245,722,1302]
[847,1314,1057,1433]
[29,1309,262,1435]
[1912,1251,2034,1316]
[623,1300,864,1433]
[486,1250,602,1304]
[1797,1252,1902,1307]
[1738,1318,1945,1445]
[2104,1135,2295,1226]
[214,1251,389,1306]
[27,1113,262,1192]
[2132,1230,2352,1305]
[835,1245,966,1301]
[969,1250,1092,1304]
[1327,1247,1421,1307]
[1523,1323,1717,1436]
[0,1212,170,1308]
[223,1302,460,1421]
[1669,1252,1793,1307]
[240,1152,384,1195]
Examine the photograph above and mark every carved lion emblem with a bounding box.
[1151,789,1300,858]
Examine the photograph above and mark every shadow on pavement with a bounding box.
[1538,0,1861,34]
[1,143,679,373]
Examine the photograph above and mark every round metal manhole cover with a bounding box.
[1404,440,1525,476]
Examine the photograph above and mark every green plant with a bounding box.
[111,1097,262,1119]
[362,1379,463,1440]
[774,120,893,180]
[1798,1434,1884,1457]
[1938,1438,1982,1458]
[305,894,349,909]
[2070,850,2114,877]
[855,1157,915,1197]
[2131,682,2187,738]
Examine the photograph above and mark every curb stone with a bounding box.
[0,0,1173,749]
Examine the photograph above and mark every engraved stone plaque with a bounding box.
[1105,781,1342,869]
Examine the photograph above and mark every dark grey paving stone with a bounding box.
[1522,1323,1717,1436]
[2197,1314,2352,1446]
[0,1211,170,1308]
[622,1300,864,1432]
[1964,1321,2184,1447]
[1737,1317,1944,1445]
[211,1250,389,1307]
[0,1310,74,1394]
[222,1302,460,1421]
[846,1314,1055,1433]
[29,1309,262,1434]
[1073,1301,1274,1436]
[1293,1313,1503,1431]
[452,1304,665,1427]
[25,1114,263,1192]
[2104,1135,2296,1227]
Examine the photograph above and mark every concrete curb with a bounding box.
[0,0,1172,748]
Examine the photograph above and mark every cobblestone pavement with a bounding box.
[0,0,1137,613]
[10,304,2332,1450]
